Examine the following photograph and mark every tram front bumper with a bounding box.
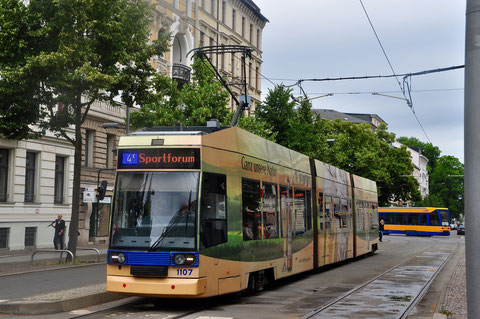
[107,275,207,296]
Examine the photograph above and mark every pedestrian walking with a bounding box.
[52,214,66,250]
[379,219,385,242]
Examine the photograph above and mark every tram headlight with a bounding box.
[172,254,197,266]
[109,251,127,264]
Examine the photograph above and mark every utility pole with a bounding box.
[465,1,480,317]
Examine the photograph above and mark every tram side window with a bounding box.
[341,198,349,228]
[324,196,332,231]
[318,193,324,231]
[243,179,262,241]
[294,189,306,235]
[306,191,312,231]
[420,214,427,225]
[384,213,395,225]
[408,214,420,225]
[430,212,440,226]
[357,200,365,231]
[263,183,279,239]
[200,173,227,249]
[334,197,345,230]
[396,214,407,225]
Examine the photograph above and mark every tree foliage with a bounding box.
[418,156,464,220]
[130,57,230,128]
[0,0,168,256]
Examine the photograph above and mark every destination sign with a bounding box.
[118,148,200,169]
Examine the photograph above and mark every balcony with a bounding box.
[172,63,191,87]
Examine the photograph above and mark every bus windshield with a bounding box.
[438,209,450,226]
[110,171,199,250]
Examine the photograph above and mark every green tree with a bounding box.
[0,0,167,257]
[420,156,464,220]
[255,85,297,146]
[130,57,230,128]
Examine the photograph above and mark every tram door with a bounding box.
[280,186,293,272]
[323,196,334,265]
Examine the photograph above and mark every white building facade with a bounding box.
[393,141,429,198]
[0,133,74,251]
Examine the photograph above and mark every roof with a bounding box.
[240,0,269,23]
[312,109,366,124]
[345,113,386,125]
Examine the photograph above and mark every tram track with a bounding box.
[69,237,456,319]
[303,237,458,319]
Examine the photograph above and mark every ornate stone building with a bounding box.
[151,0,268,112]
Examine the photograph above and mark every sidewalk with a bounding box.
[0,244,125,315]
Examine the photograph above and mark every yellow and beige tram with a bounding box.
[106,125,379,297]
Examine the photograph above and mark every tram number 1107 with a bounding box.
[177,269,193,276]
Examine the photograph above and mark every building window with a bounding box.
[25,227,36,247]
[201,0,205,8]
[232,9,236,31]
[255,66,259,90]
[174,0,179,9]
[257,29,260,48]
[210,0,215,16]
[0,228,8,249]
[248,62,252,87]
[24,152,36,203]
[200,31,205,47]
[221,1,226,23]
[85,129,94,167]
[0,149,9,202]
[186,0,192,17]
[231,53,235,77]
[221,51,225,71]
[249,23,253,43]
[54,156,65,204]
[242,16,245,37]
[106,134,115,168]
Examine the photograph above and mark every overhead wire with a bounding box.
[358,0,432,143]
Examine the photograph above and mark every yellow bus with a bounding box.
[106,125,379,298]
[378,207,451,236]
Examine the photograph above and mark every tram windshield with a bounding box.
[110,171,199,250]
[438,209,450,226]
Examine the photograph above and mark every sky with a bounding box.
[258,0,465,162]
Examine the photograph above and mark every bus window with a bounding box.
[430,212,440,226]
[408,214,419,225]
[200,173,227,249]
[384,213,395,224]
[396,214,407,225]
[294,189,306,235]
[242,179,262,240]
[438,210,450,226]
[263,183,279,239]
[420,214,427,225]
[324,196,332,231]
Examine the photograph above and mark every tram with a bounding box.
[378,207,451,236]
[106,125,379,298]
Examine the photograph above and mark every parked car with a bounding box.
[457,224,465,235]
[450,224,457,230]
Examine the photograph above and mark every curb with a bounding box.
[0,291,125,315]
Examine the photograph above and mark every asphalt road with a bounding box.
[0,264,106,301]
[65,235,463,319]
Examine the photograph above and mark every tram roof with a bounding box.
[129,126,229,136]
